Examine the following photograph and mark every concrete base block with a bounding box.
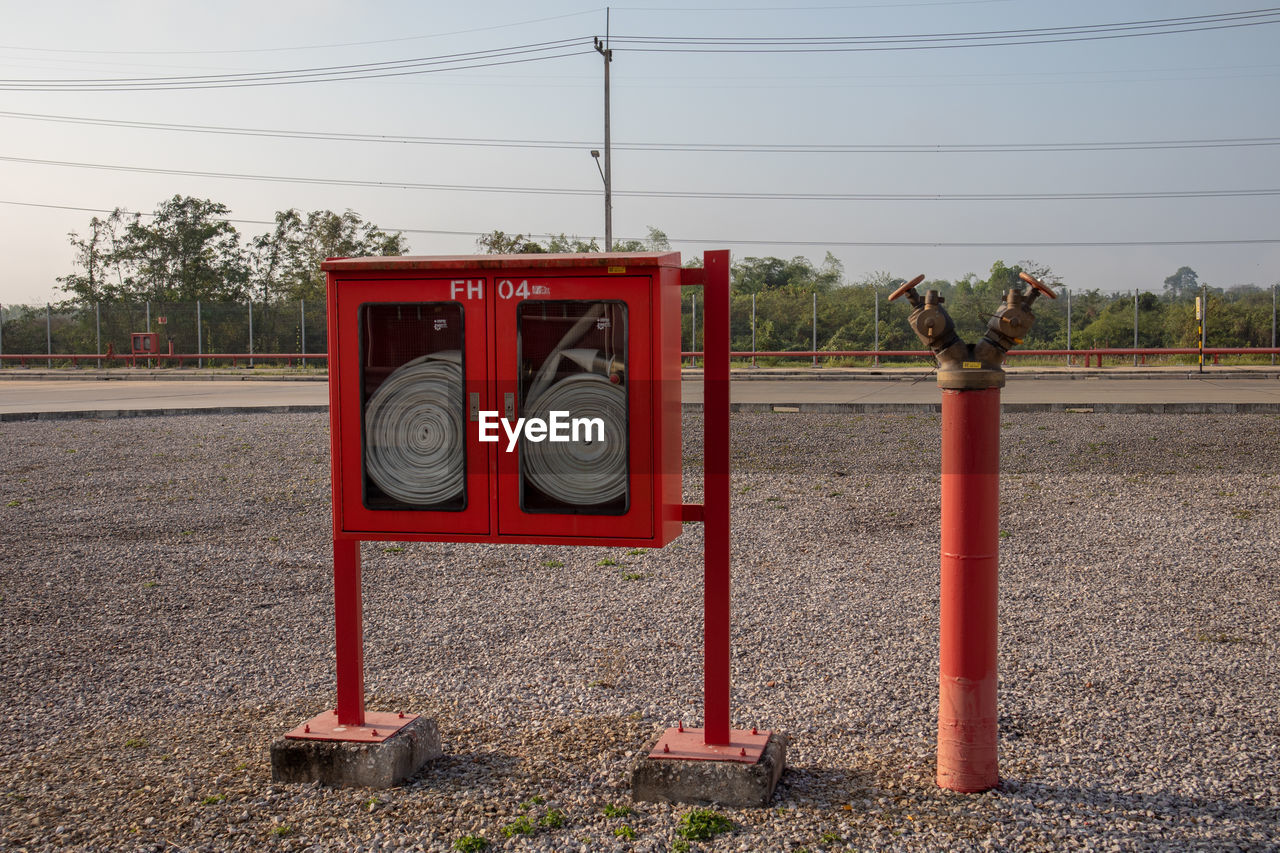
[632,733,787,808]
[270,716,441,788]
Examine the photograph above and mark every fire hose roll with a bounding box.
[363,351,465,506]
[523,373,627,505]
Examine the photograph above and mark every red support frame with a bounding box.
[702,250,732,747]
[286,250,766,760]
[287,252,686,746]
[648,250,770,764]
[334,537,365,727]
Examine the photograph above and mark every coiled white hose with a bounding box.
[363,350,465,506]
[523,372,627,505]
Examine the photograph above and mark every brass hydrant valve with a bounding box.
[889,271,1056,390]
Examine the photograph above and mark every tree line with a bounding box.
[10,196,1273,357]
[710,257,1275,353]
[57,195,407,305]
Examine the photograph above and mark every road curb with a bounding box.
[0,370,327,382]
[0,405,330,422]
[4,402,1277,423]
[681,402,1280,414]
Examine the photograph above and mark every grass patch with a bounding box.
[123,738,147,749]
[602,803,632,818]
[501,816,535,838]
[200,794,226,806]
[452,837,488,852]
[541,560,564,568]
[621,572,645,581]
[677,809,735,842]
[597,558,620,567]
[382,546,405,554]
[614,825,636,840]
[539,809,566,829]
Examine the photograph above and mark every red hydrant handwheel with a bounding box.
[1018,271,1057,299]
[888,273,926,302]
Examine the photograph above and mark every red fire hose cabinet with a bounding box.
[323,252,684,547]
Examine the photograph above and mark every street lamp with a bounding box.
[590,148,611,252]
[593,35,613,251]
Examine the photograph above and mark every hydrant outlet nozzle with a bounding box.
[891,270,1051,390]
[888,273,927,308]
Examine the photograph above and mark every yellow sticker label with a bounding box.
[962,361,982,369]
[607,265,626,274]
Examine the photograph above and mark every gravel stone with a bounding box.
[0,410,1277,851]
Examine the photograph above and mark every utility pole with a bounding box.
[594,20,613,252]
[812,292,818,367]
[873,287,880,367]
[1133,289,1139,366]
[1065,287,1072,363]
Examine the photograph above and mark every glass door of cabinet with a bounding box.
[493,277,654,540]
[334,279,491,536]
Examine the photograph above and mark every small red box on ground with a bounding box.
[130,332,159,355]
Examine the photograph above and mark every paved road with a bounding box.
[683,376,1280,407]
[2,374,1279,417]
[0,379,327,415]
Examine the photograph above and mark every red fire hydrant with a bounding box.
[890,271,1055,792]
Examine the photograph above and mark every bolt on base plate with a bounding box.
[648,727,771,763]
[284,710,418,743]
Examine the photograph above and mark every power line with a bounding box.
[619,7,1280,42]
[613,7,1280,52]
[4,198,1278,248]
[615,1,1015,10]
[4,8,1277,90]
[0,9,603,55]
[5,154,1280,202]
[663,236,1280,248]
[0,38,595,91]
[7,151,1280,199]
[4,110,1280,154]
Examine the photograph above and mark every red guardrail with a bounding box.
[680,348,1280,366]
[3,348,1276,369]
[0,353,325,367]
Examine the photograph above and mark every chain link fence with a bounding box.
[1,287,1275,366]
[0,300,325,366]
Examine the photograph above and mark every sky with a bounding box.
[1,0,1278,304]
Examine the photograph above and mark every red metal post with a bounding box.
[333,537,366,726]
[938,387,1001,792]
[703,249,732,746]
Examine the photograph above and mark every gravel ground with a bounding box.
[1,410,1277,852]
